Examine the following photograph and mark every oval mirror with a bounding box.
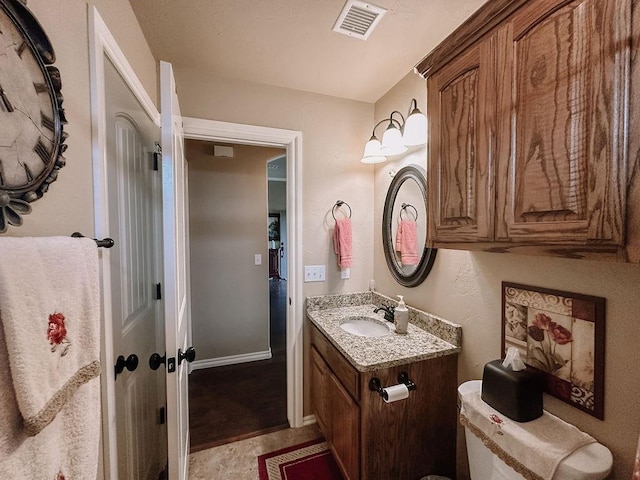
[382,165,437,287]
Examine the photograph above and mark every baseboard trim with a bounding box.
[190,349,272,370]
[302,415,316,426]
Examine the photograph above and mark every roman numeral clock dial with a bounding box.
[0,0,67,233]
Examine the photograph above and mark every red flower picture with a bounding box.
[527,312,573,375]
[48,312,70,356]
[502,282,605,420]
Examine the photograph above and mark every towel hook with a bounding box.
[332,200,352,221]
[400,203,418,221]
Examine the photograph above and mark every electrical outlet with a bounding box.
[304,265,326,282]
[341,268,350,279]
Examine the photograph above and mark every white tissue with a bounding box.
[383,384,409,403]
[502,347,526,371]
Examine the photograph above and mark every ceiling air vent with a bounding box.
[332,0,387,40]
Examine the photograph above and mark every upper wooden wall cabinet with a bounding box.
[417,0,640,262]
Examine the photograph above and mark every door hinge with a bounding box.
[158,406,166,425]
[167,357,176,373]
[155,283,162,300]
[152,152,161,171]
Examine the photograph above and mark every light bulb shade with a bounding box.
[380,124,408,156]
[361,155,386,164]
[402,108,427,146]
[361,136,386,163]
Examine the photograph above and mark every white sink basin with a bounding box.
[339,316,391,337]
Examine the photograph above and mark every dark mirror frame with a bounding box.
[382,165,437,287]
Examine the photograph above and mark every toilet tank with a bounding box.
[458,380,612,480]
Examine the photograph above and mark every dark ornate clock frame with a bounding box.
[0,0,67,232]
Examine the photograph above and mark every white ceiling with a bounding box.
[130,0,487,103]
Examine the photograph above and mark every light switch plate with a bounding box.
[304,265,326,282]
[254,254,262,265]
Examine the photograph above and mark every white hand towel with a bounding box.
[0,320,101,478]
[0,236,101,435]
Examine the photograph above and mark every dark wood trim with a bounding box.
[415,0,529,77]
[429,241,625,261]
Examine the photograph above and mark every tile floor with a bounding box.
[188,424,322,479]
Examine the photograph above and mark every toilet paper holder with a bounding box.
[369,372,417,401]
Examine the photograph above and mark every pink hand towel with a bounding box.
[333,218,353,268]
[395,219,419,266]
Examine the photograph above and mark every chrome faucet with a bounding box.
[374,305,395,322]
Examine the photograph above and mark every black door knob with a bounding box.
[149,352,166,371]
[178,347,196,365]
[114,354,139,379]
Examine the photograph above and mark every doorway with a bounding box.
[185,140,288,450]
[181,118,304,435]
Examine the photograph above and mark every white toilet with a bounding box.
[458,380,613,480]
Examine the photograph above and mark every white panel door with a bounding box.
[161,60,191,480]
[104,56,166,480]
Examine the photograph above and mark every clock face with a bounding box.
[0,5,60,196]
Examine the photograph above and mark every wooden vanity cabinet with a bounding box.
[311,346,360,480]
[420,0,635,261]
[310,323,458,480]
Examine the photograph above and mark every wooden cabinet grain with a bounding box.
[419,0,636,261]
[310,323,457,480]
[495,0,629,246]
[427,38,495,244]
[310,347,331,437]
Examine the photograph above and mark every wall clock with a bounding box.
[0,0,67,233]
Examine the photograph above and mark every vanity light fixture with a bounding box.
[402,99,427,147]
[360,98,427,164]
[361,114,405,164]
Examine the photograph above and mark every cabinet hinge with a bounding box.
[152,152,161,171]
[155,283,162,300]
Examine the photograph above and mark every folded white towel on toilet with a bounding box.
[460,390,596,480]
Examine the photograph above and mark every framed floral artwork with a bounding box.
[501,282,605,419]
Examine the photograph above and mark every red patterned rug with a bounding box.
[257,438,344,480]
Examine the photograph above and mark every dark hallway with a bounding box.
[188,279,288,452]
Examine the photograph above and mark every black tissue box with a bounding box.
[481,359,543,422]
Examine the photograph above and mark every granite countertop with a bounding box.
[306,292,462,372]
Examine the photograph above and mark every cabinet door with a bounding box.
[495,0,629,244]
[330,374,360,480]
[428,38,495,243]
[310,347,331,439]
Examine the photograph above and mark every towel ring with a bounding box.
[332,200,352,220]
[400,203,418,221]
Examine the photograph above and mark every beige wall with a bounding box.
[374,72,640,479]
[187,140,285,360]
[173,67,376,296]
[5,0,157,239]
